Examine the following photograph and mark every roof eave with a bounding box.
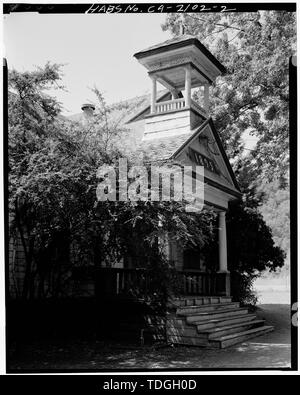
[134,38,226,75]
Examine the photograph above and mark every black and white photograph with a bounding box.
[1,1,297,376]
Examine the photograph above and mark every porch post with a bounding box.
[218,211,228,272]
[218,211,230,296]
[171,89,179,100]
[204,84,209,114]
[150,76,157,114]
[184,65,191,107]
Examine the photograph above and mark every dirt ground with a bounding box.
[7,303,291,372]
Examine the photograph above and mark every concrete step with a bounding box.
[210,325,274,349]
[168,296,232,308]
[200,320,266,340]
[166,319,263,340]
[168,313,257,331]
[194,296,232,305]
[168,334,209,347]
[168,324,274,348]
[177,302,240,315]
[186,307,249,324]
[167,323,198,338]
[195,314,257,331]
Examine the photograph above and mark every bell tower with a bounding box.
[134,35,226,141]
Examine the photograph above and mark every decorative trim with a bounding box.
[188,147,219,175]
[204,199,228,211]
[134,38,226,75]
[172,118,241,194]
[207,119,241,192]
[149,61,212,85]
[204,177,242,199]
[148,56,191,72]
[190,168,241,198]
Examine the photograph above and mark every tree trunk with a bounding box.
[14,200,35,300]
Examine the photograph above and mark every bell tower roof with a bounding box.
[133,34,226,139]
[134,34,226,87]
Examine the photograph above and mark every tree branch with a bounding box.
[187,15,245,33]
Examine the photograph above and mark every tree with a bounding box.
[9,63,64,299]
[8,65,216,304]
[257,179,290,261]
[226,199,285,303]
[9,59,286,306]
[162,11,295,183]
[8,64,125,299]
[162,12,290,301]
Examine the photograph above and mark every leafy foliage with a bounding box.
[8,64,125,299]
[162,11,292,302]
[9,31,288,305]
[162,11,295,182]
[257,180,290,263]
[8,64,216,304]
[227,201,285,275]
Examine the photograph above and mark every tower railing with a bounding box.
[154,98,207,118]
[155,98,186,113]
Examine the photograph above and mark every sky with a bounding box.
[3,10,258,149]
[3,12,172,115]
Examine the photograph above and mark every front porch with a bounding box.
[96,267,231,299]
[96,210,231,299]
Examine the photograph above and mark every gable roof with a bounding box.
[171,118,241,192]
[67,93,240,195]
[206,119,241,192]
[138,127,202,162]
